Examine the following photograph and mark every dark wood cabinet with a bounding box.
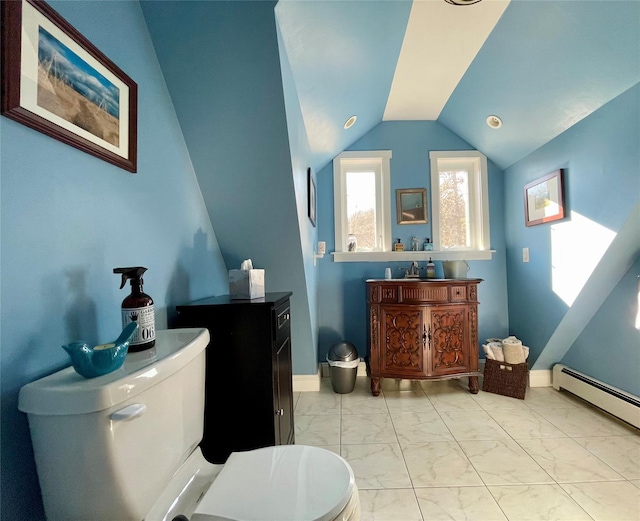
[176,292,294,463]
[367,280,482,396]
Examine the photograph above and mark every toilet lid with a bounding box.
[192,445,355,521]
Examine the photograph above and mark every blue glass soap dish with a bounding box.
[62,322,138,379]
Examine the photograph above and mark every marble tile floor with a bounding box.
[293,376,640,521]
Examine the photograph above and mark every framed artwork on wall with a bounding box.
[396,187,427,224]
[523,169,565,226]
[307,167,316,227]
[1,0,138,172]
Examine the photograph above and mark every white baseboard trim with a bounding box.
[529,369,553,388]
[293,361,367,392]
[292,368,322,392]
[293,361,552,392]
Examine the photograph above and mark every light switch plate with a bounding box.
[523,247,530,263]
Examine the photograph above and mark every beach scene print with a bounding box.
[37,27,120,146]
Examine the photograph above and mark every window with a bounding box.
[333,151,391,253]
[429,151,490,251]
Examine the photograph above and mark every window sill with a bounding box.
[331,250,495,263]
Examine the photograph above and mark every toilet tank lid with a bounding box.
[18,328,209,416]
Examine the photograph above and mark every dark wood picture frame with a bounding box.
[307,167,316,227]
[524,169,565,226]
[1,0,138,172]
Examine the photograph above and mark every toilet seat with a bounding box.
[192,445,356,521]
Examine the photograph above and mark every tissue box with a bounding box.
[229,269,265,300]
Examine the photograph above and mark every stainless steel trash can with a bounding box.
[327,342,359,394]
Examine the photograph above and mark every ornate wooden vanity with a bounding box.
[366,278,482,396]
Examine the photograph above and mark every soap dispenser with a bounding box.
[423,238,433,251]
[114,267,155,351]
[426,258,436,279]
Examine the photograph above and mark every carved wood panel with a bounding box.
[382,287,397,302]
[370,285,380,303]
[370,306,379,355]
[381,307,426,376]
[401,286,448,303]
[428,306,468,375]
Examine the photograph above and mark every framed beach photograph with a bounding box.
[1,0,137,172]
[523,169,565,226]
[307,167,316,227]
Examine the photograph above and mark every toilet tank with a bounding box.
[18,328,209,521]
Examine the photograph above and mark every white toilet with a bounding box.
[19,328,360,521]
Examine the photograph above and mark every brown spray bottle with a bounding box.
[114,267,155,351]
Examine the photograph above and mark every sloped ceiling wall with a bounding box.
[277,0,639,171]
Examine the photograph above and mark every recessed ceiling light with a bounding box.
[344,115,357,129]
[486,115,502,129]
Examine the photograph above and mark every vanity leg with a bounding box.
[371,377,381,396]
[469,376,479,394]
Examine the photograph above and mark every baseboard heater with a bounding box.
[553,364,640,429]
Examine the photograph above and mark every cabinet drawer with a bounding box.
[451,286,467,301]
[369,284,398,303]
[369,284,449,304]
[401,285,449,303]
[274,302,291,341]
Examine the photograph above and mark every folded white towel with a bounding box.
[503,344,525,364]
[502,336,523,347]
[483,343,505,362]
[491,345,505,362]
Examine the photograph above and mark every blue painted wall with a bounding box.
[504,84,640,394]
[316,121,509,361]
[563,257,640,396]
[440,0,640,169]
[275,15,322,369]
[275,0,411,170]
[0,2,228,518]
[141,1,317,375]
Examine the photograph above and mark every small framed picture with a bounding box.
[524,169,565,226]
[396,187,427,224]
[1,0,138,172]
[307,167,316,227]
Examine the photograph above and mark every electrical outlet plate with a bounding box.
[523,247,530,263]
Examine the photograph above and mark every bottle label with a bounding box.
[121,305,156,346]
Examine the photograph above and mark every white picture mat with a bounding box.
[19,0,130,159]
[527,176,560,221]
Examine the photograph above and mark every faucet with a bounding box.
[405,261,421,278]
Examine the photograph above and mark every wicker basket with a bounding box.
[482,358,528,399]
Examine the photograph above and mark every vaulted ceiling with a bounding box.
[275,0,640,170]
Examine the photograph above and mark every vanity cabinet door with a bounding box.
[272,301,294,446]
[274,335,294,445]
[426,305,470,377]
[379,305,428,378]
